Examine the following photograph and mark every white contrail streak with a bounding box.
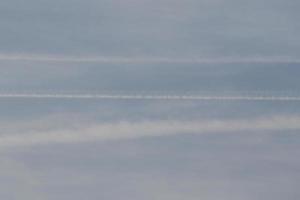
[0,93,300,101]
[0,54,300,64]
[0,116,300,148]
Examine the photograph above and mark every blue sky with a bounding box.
[0,0,300,199]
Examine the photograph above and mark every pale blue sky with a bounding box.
[0,0,300,199]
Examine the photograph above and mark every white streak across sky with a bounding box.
[0,93,300,101]
[1,116,300,148]
[1,54,300,64]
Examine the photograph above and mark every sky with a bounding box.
[0,0,300,199]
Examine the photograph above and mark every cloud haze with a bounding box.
[1,115,300,148]
[0,0,300,199]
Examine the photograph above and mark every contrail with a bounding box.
[0,93,300,101]
[1,54,300,64]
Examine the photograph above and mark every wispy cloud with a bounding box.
[1,116,299,148]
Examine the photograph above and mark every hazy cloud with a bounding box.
[1,115,300,148]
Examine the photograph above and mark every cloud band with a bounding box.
[0,116,299,148]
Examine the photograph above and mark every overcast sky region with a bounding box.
[1,0,300,199]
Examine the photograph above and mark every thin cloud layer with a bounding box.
[1,116,299,148]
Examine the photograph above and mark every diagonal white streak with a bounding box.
[0,93,300,101]
[0,54,300,64]
[0,116,300,148]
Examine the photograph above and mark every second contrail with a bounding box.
[0,93,300,101]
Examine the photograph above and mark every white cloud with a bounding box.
[1,116,299,148]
